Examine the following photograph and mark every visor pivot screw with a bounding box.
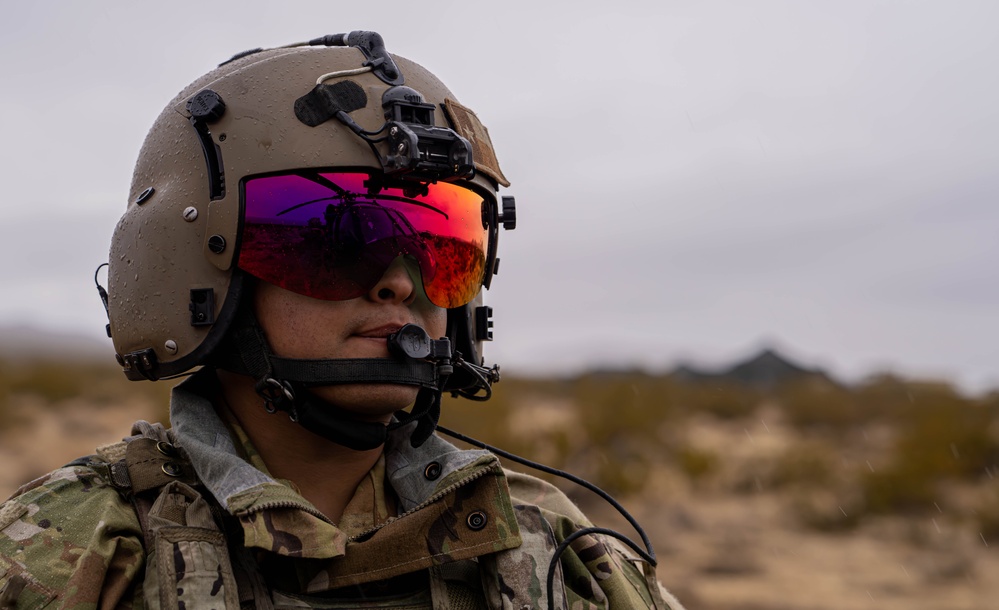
[187,90,226,123]
[135,187,155,206]
[164,340,178,354]
[501,196,517,230]
[208,235,226,254]
[182,207,199,222]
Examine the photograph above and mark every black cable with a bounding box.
[546,527,654,610]
[309,34,349,47]
[433,426,657,563]
[335,111,388,140]
[434,427,658,610]
[450,356,492,401]
[94,263,110,317]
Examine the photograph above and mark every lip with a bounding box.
[352,323,410,339]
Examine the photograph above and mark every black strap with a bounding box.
[273,357,437,389]
[215,304,439,389]
[406,387,441,448]
[211,294,445,450]
[222,304,274,379]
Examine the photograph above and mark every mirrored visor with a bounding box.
[237,171,489,309]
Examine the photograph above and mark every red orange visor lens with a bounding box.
[237,171,489,309]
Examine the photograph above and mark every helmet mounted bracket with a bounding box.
[292,34,475,183]
[185,90,227,200]
[380,87,475,183]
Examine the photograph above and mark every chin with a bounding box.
[309,384,421,423]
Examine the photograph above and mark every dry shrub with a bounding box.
[676,446,720,484]
[444,372,683,495]
[777,378,863,433]
[896,394,996,480]
[572,373,676,441]
[5,361,95,403]
[975,488,999,546]
[769,442,837,490]
[0,367,11,429]
[728,441,839,497]
[675,380,758,420]
[859,383,998,515]
[440,377,520,447]
[0,357,178,428]
[439,377,576,486]
[853,374,915,419]
[860,467,939,515]
[568,373,675,494]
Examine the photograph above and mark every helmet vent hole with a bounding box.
[135,187,155,205]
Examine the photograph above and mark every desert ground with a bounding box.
[581,410,999,609]
[1,359,996,609]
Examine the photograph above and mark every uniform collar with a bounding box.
[169,370,514,562]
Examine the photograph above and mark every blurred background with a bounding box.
[1,1,997,608]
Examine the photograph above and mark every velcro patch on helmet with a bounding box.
[443,99,510,187]
[295,81,368,127]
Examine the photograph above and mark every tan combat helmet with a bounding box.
[102,32,516,447]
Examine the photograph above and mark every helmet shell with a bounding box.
[109,45,505,379]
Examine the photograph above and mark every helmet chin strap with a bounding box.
[282,385,442,451]
[214,303,451,450]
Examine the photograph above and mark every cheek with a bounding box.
[254,283,350,358]
[421,306,448,339]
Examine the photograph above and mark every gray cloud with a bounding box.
[2,0,998,392]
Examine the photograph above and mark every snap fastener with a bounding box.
[161,462,183,477]
[424,462,442,481]
[466,511,488,531]
[156,441,178,457]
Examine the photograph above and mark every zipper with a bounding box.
[234,460,502,536]
[237,499,336,525]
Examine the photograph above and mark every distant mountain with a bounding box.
[672,347,832,390]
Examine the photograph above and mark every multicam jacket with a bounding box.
[0,372,684,609]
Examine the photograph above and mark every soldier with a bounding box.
[0,32,685,609]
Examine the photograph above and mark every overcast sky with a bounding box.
[1,1,997,391]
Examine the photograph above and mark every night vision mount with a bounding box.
[293,31,475,183]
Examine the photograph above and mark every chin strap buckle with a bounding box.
[255,377,296,414]
[430,340,453,378]
[388,324,453,379]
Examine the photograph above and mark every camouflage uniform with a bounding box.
[0,372,684,609]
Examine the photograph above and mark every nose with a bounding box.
[368,256,419,305]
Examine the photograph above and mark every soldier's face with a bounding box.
[253,256,446,422]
